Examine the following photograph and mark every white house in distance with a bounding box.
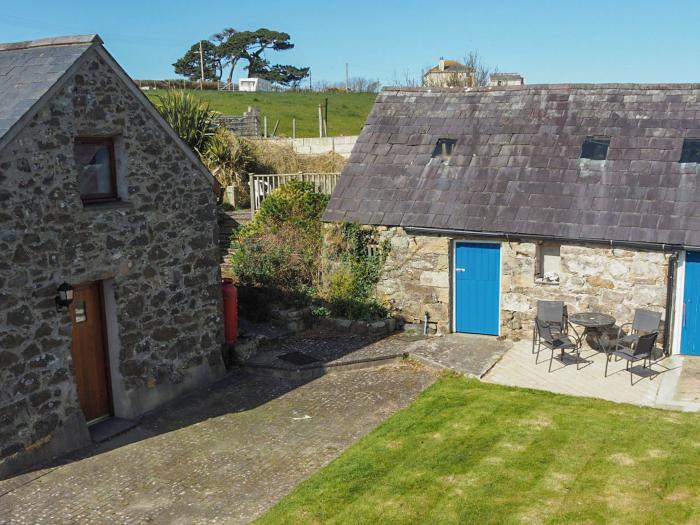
[238,77,273,92]
[423,59,475,88]
[489,72,525,86]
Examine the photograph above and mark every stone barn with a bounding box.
[324,84,700,358]
[0,35,225,477]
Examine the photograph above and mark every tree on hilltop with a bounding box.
[173,27,306,88]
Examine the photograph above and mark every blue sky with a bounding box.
[1,0,699,85]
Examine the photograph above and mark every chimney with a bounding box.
[439,59,446,71]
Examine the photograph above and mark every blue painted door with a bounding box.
[455,242,500,335]
[682,251,700,355]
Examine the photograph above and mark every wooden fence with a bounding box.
[249,172,341,216]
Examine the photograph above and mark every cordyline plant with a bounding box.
[155,90,219,158]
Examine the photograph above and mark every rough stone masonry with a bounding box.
[375,227,670,338]
[0,44,225,477]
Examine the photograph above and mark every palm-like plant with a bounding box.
[155,91,219,158]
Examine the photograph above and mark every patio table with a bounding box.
[569,312,616,352]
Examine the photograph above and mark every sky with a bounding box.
[1,0,699,86]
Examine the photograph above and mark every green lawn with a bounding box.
[144,89,376,138]
[256,375,700,525]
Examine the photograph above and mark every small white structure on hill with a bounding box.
[489,73,525,86]
[238,77,273,92]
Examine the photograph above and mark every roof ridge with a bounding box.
[0,34,101,52]
[383,83,700,93]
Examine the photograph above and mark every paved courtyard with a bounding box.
[0,364,437,524]
[484,339,700,411]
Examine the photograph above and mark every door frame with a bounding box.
[451,239,502,336]
[671,251,685,355]
[671,250,700,356]
[72,280,114,423]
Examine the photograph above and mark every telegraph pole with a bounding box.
[345,63,349,92]
[199,41,205,90]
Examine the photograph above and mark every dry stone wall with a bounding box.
[0,48,225,475]
[373,227,670,338]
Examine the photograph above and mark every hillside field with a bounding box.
[144,89,377,138]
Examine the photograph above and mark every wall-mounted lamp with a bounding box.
[55,282,74,311]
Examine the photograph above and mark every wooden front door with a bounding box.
[70,282,112,423]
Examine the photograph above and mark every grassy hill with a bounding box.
[145,89,377,138]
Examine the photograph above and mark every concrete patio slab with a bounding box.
[408,334,512,378]
[483,339,700,411]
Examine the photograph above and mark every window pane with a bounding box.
[580,136,610,160]
[75,141,114,197]
[432,138,456,159]
[680,139,700,163]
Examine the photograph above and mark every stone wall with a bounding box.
[500,243,670,339]
[375,227,451,333]
[373,227,671,339]
[0,48,225,476]
[216,107,261,137]
[251,135,358,158]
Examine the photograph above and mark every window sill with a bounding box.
[577,159,607,168]
[82,200,132,212]
[534,278,560,286]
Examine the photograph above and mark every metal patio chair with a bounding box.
[533,317,581,372]
[605,331,659,384]
[615,309,662,351]
[532,301,569,355]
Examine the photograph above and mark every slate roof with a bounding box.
[0,35,99,141]
[323,85,700,248]
[490,73,524,81]
[426,60,471,74]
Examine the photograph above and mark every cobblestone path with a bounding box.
[0,364,436,524]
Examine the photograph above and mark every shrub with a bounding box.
[323,222,389,320]
[231,181,330,314]
[155,90,219,158]
[244,179,329,236]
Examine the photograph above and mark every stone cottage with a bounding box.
[324,84,700,358]
[0,35,225,477]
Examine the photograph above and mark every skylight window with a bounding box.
[580,136,610,161]
[680,139,700,164]
[432,138,456,164]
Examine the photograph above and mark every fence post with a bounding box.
[318,105,323,138]
[249,176,255,219]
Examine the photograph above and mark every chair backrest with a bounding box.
[634,332,658,356]
[632,309,662,334]
[536,318,556,342]
[537,301,566,325]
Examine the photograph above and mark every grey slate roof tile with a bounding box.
[324,84,700,247]
[0,36,96,141]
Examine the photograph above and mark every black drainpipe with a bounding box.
[663,252,679,356]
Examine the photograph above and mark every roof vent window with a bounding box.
[580,136,610,161]
[680,139,700,164]
[432,138,456,164]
